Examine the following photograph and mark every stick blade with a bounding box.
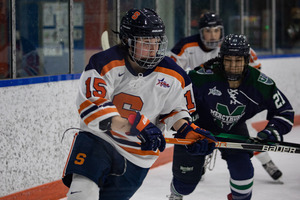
[101,30,110,50]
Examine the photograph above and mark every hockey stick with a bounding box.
[164,137,300,154]
[101,30,110,50]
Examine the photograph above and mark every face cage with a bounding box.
[199,26,224,49]
[128,36,168,69]
[222,56,249,81]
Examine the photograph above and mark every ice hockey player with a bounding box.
[170,11,283,181]
[61,8,216,200]
[168,34,294,200]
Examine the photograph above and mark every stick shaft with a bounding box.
[164,137,300,154]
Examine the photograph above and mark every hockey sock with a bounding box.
[254,151,271,165]
[230,178,253,200]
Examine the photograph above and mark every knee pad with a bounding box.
[171,177,198,196]
[67,173,99,200]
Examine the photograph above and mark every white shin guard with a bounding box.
[67,173,99,200]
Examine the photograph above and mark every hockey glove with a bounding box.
[175,122,217,155]
[186,139,216,155]
[257,126,283,142]
[175,122,217,142]
[128,112,166,152]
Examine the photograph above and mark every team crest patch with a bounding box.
[208,86,222,96]
[258,73,274,85]
[156,78,170,88]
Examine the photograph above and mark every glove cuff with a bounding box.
[128,112,151,135]
[266,127,282,142]
[176,122,191,139]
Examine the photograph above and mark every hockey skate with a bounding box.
[167,193,183,200]
[262,160,283,181]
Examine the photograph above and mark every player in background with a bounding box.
[168,34,294,200]
[62,8,216,200]
[169,11,283,181]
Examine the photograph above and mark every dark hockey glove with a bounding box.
[257,126,283,142]
[175,122,216,155]
[128,112,166,152]
[186,139,216,155]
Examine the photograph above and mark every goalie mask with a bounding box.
[119,8,168,69]
[219,34,250,81]
[199,12,224,49]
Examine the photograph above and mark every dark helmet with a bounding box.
[219,34,251,81]
[119,8,168,69]
[220,34,250,58]
[120,8,165,39]
[198,12,224,49]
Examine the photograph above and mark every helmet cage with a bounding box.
[127,35,168,69]
[199,25,224,49]
[219,34,250,81]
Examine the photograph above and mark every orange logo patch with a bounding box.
[132,11,141,20]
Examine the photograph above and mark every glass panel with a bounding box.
[73,0,115,73]
[16,0,69,77]
[190,0,212,35]
[244,0,272,55]
[219,0,240,37]
[276,0,300,54]
[0,0,10,79]
[157,0,185,50]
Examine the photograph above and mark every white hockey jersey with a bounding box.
[76,45,195,168]
[170,34,261,71]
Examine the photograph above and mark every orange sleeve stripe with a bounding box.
[136,115,150,132]
[78,98,109,114]
[253,63,261,69]
[177,42,198,56]
[110,130,128,139]
[78,100,93,114]
[93,98,108,106]
[159,111,179,124]
[84,107,118,125]
[120,146,160,156]
[154,67,185,89]
[100,59,125,76]
[250,50,258,60]
[170,55,177,62]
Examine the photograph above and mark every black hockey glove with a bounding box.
[128,112,166,152]
[257,126,283,142]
